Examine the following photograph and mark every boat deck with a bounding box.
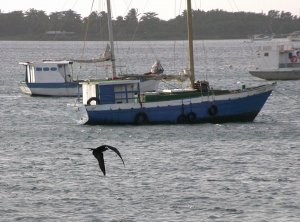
[143,89,234,102]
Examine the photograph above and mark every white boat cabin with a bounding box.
[253,45,300,70]
[19,60,74,83]
[250,34,273,41]
[80,80,141,105]
[288,31,300,42]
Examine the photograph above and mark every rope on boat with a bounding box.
[160,78,186,89]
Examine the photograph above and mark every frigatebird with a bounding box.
[87,145,125,176]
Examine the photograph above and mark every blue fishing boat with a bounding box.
[69,0,276,125]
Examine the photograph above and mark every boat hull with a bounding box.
[73,84,275,125]
[249,70,300,80]
[19,82,80,97]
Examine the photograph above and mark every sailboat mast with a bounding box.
[187,0,195,87]
[106,0,116,78]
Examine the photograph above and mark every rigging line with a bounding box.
[192,0,200,11]
[200,40,208,80]
[190,0,208,80]
[160,79,185,90]
[171,0,177,71]
[172,1,183,73]
[145,41,158,60]
[178,0,183,16]
[172,0,177,67]
[109,0,133,73]
[81,0,95,59]
[125,0,150,56]
[173,41,177,72]
[274,89,300,102]
[51,0,80,41]
[193,0,208,81]
[123,18,140,60]
[121,0,134,18]
[70,0,80,11]
[231,0,240,12]
[226,0,234,12]
[139,1,159,60]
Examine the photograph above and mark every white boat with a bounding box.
[19,60,80,96]
[249,45,300,80]
[288,31,300,42]
[69,0,275,125]
[18,3,187,96]
[250,34,273,42]
[18,59,166,96]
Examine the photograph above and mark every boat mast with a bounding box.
[187,0,195,88]
[106,0,116,78]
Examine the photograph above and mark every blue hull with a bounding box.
[85,90,272,125]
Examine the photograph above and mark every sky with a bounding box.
[1,0,300,20]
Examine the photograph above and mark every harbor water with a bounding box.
[0,40,299,221]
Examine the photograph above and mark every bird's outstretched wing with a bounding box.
[104,145,125,166]
[93,150,106,175]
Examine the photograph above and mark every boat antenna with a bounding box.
[187,0,195,88]
[106,0,117,78]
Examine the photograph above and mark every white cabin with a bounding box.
[252,45,300,71]
[19,60,74,83]
[288,31,300,42]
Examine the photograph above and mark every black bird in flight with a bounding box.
[87,145,125,176]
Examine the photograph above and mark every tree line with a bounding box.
[0,8,299,40]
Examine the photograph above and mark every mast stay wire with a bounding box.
[81,0,95,59]
[274,87,300,103]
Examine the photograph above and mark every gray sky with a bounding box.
[1,0,300,20]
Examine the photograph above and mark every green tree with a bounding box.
[123,8,139,39]
[49,11,64,31]
[82,11,108,40]
[60,10,82,33]
[24,9,49,34]
[0,7,299,40]
[139,12,161,39]
[114,16,126,40]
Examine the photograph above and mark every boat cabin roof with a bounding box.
[290,31,300,35]
[19,60,73,66]
[80,79,140,86]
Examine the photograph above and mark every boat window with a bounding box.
[43,67,50,71]
[50,67,57,71]
[264,52,269,56]
[36,67,42,71]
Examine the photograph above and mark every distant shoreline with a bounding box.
[0,9,298,41]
